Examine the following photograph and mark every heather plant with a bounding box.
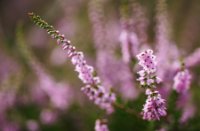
[137,49,166,120]
[0,0,200,131]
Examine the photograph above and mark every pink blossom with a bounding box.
[173,69,191,93]
[142,91,167,120]
[136,49,161,87]
[137,49,157,73]
[95,119,109,131]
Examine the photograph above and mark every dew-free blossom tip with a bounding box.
[137,49,157,73]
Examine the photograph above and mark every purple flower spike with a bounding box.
[173,69,191,93]
[119,29,139,63]
[137,49,157,73]
[137,49,167,120]
[142,91,167,121]
[136,49,161,87]
[29,13,116,114]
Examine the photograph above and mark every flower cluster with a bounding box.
[95,119,109,131]
[173,69,191,93]
[137,49,157,72]
[137,49,166,120]
[28,13,116,114]
[137,49,161,87]
[71,52,98,85]
[142,90,166,120]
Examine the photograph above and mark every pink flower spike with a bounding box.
[137,49,157,73]
[137,49,167,121]
[173,69,191,93]
[142,92,167,121]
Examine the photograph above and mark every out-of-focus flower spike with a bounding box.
[95,119,109,131]
[116,1,141,100]
[88,0,123,93]
[131,1,149,45]
[155,0,179,74]
[88,0,106,49]
[155,0,171,45]
[180,104,196,123]
[119,1,140,63]
[173,69,191,93]
[119,26,139,63]
[172,61,195,123]
[185,48,200,68]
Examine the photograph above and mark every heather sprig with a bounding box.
[137,49,167,120]
[28,12,116,114]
